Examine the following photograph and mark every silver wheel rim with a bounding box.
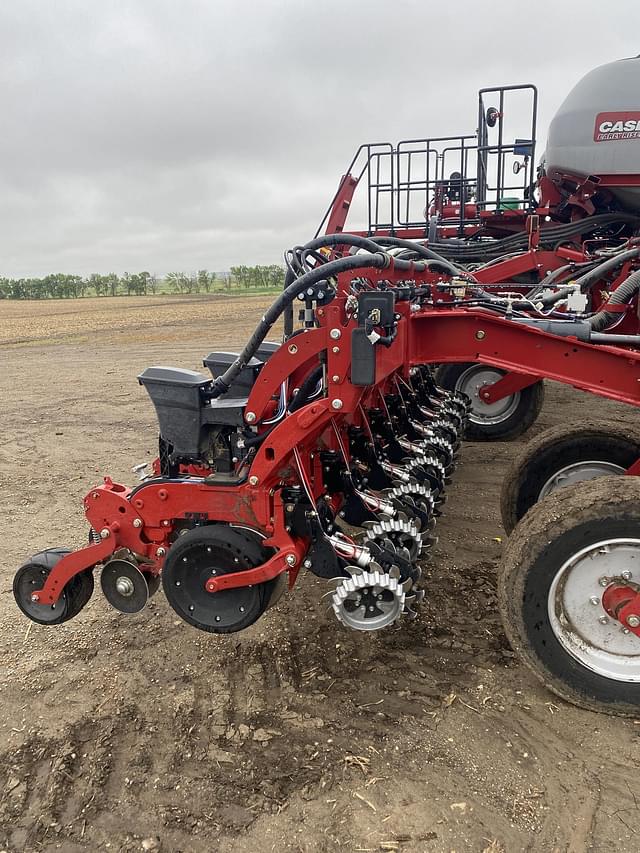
[539,461,625,499]
[455,365,520,426]
[548,538,640,682]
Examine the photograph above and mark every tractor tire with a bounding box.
[498,476,640,715]
[435,363,543,441]
[500,420,640,534]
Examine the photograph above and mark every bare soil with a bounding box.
[1,295,639,853]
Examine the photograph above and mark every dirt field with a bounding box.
[1,294,639,853]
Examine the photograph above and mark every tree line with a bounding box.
[0,265,286,300]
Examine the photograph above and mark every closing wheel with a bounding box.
[500,420,640,534]
[435,363,543,441]
[498,476,640,715]
[162,524,276,634]
[13,548,94,625]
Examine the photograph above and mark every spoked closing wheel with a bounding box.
[500,420,640,534]
[498,476,640,715]
[13,548,94,625]
[362,516,422,562]
[435,363,544,441]
[161,525,276,634]
[329,564,418,631]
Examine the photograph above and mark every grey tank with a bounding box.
[543,55,640,211]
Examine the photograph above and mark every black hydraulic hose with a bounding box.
[537,285,578,306]
[573,247,640,293]
[300,233,427,273]
[366,235,475,281]
[284,233,431,338]
[288,365,324,413]
[588,268,640,330]
[428,214,640,262]
[526,262,596,301]
[211,252,388,398]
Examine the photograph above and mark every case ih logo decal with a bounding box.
[594,111,640,142]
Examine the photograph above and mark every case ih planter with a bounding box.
[14,57,640,715]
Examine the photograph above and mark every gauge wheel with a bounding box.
[13,548,94,625]
[500,420,640,534]
[498,476,640,715]
[435,363,543,441]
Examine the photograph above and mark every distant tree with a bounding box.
[197,269,212,293]
[165,272,192,294]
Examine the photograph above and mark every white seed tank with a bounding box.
[543,55,640,211]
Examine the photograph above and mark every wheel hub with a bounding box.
[539,460,625,499]
[116,576,135,597]
[548,538,640,681]
[456,366,519,425]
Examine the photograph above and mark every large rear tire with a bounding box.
[498,476,640,715]
[435,363,543,441]
[500,420,640,534]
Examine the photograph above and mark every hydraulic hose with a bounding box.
[211,252,389,398]
[300,233,427,273]
[573,247,640,293]
[366,235,475,281]
[288,366,324,413]
[525,261,597,301]
[588,268,640,331]
[283,233,431,337]
[428,213,640,262]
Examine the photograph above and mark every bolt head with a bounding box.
[626,614,640,628]
[285,553,297,567]
[599,576,609,588]
[332,375,340,383]
[100,528,110,539]
[599,616,609,625]
[475,330,486,340]
[303,559,312,569]
[332,346,340,353]
[329,328,341,340]
[331,399,343,410]
[589,596,600,606]
[249,475,259,486]
[133,518,142,528]
[622,570,633,581]
[31,593,40,603]
[245,411,256,424]
[288,344,298,354]
[157,547,166,557]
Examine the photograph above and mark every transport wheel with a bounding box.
[162,524,276,634]
[13,548,95,625]
[435,363,543,440]
[498,476,640,715]
[500,420,640,534]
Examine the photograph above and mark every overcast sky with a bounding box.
[0,0,639,277]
